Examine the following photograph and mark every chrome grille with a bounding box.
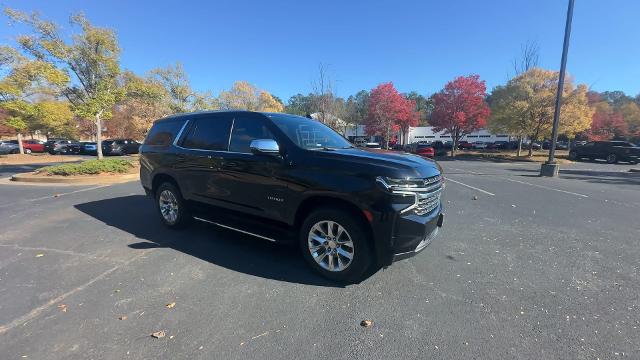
[413,175,443,215]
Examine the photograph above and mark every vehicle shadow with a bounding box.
[74,195,343,287]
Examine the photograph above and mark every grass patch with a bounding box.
[41,159,134,176]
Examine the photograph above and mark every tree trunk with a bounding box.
[96,114,104,160]
[450,137,457,157]
[567,137,572,154]
[17,133,25,155]
[528,141,534,157]
[517,136,523,157]
[385,123,390,149]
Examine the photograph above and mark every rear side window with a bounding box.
[182,116,233,151]
[145,120,184,146]
[229,117,275,153]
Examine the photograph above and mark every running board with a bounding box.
[193,216,277,242]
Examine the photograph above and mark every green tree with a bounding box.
[150,62,216,113]
[0,45,70,153]
[285,93,315,116]
[6,9,124,159]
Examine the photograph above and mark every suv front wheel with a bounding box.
[300,208,372,283]
[156,182,191,228]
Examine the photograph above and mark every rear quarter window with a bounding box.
[144,120,185,146]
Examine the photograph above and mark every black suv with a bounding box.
[569,141,639,164]
[102,139,141,155]
[140,111,444,282]
[44,139,81,155]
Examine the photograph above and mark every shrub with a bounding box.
[41,159,134,176]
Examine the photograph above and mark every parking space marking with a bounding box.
[504,178,589,198]
[25,185,110,202]
[0,244,126,264]
[444,177,495,196]
[0,249,151,335]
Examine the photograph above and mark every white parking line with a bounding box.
[26,185,110,202]
[504,178,588,198]
[444,177,495,196]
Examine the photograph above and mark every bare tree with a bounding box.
[311,63,334,125]
[512,40,540,75]
[511,40,540,156]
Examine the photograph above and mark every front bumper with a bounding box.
[391,211,443,262]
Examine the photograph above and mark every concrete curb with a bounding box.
[10,172,139,184]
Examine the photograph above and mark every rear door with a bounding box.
[217,114,288,221]
[176,114,233,205]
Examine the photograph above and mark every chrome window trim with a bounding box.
[172,119,190,147]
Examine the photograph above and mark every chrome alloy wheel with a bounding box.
[308,220,355,272]
[159,190,179,224]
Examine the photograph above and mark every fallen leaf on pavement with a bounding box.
[114,289,120,293]
[35,254,44,258]
[360,320,373,327]
[151,331,165,339]
[118,315,127,320]
[165,302,176,309]
[58,304,67,312]
[472,196,478,200]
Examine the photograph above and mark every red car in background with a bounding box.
[22,140,46,153]
[414,143,435,158]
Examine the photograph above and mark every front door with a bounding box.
[217,114,288,222]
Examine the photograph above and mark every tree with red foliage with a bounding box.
[588,108,628,141]
[586,93,629,141]
[430,75,490,156]
[365,83,418,148]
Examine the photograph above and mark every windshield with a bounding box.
[268,114,352,150]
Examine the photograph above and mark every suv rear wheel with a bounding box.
[300,208,372,283]
[568,151,578,160]
[156,182,191,228]
[606,153,618,164]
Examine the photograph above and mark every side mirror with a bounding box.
[249,139,280,155]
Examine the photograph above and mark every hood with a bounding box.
[309,148,441,178]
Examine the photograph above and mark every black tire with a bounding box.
[24,148,32,154]
[568,151,578,160]
[155,182,191,229]
[606,153,618,164]
[299,208,373,283]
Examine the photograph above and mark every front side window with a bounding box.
[182,116,233,151]
[268,114,351,150]
[229,117,275,153]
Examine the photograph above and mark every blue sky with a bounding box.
[1,0,639,100]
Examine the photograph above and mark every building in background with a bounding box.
[344,124,511,145]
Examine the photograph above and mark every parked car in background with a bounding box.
[413,143,435,158]
[44,139,81,155]
[22,139,45,153]
[569,141,640,164]
[458,140,473,150]
[0,140,20,154]
[472,141,488,149]
[488,140,509,150]
[80,142,97,155]
[102,139,141,155]
[364,142,381,149]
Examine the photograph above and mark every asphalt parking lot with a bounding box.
[0,159,638,359]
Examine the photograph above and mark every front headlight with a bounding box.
[376,177,422,192]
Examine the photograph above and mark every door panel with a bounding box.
[174,114,233,205]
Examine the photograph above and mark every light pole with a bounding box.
[540,0,575,177]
